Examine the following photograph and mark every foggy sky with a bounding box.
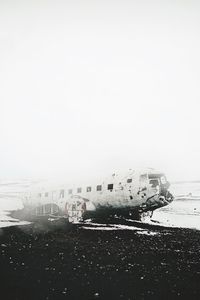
[1,0,200,182]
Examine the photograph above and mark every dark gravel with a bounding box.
[0,222,200,300]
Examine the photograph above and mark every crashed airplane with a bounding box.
[22,169,174,222]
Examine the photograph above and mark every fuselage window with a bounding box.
[127,178,132,183]
[68,189,73,194]
[60,189,65,198]
[77,187,82,193]
[87,186,92,192]
[45,192,48,197]
[96,185,102,191]
[107,184,113,190]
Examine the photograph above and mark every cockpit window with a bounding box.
[149,174,167,185]
[149,179,159,188]
[160,176,167,184]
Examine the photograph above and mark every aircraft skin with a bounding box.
[22,169,174,222]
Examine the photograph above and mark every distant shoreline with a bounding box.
[171,180,200,184]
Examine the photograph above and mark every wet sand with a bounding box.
[0,222,200,300]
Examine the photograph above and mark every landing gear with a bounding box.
[65,199,86,223]
[138,210,153,222]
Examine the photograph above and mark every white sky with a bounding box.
[1,0,200,182]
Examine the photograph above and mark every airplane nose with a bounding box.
[165,190,174,203]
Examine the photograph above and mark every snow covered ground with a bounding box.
[0,180,30,228]
[152,198,200,230]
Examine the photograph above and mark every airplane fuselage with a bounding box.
[22,169,174,222]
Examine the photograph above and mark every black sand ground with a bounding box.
[0,222,200,300]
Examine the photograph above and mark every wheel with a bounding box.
[139,211,153,222]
